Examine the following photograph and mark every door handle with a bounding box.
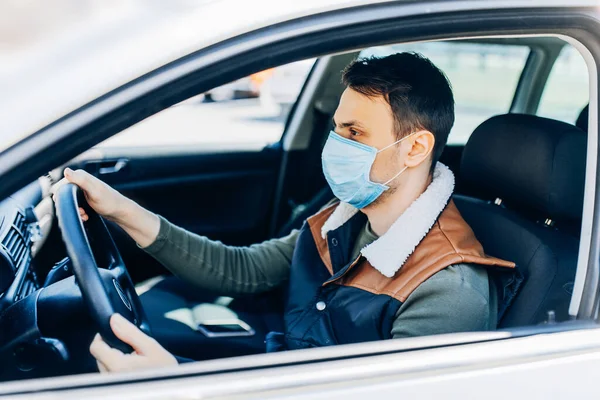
[98,159,128,175]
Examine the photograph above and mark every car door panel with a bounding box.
[67,147,282,282]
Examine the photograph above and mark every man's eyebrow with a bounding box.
[332,117,364,129]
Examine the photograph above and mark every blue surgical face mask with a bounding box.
[321,130,414,209]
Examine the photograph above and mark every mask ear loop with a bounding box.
[378,131,419,186]
[383,166,408,185]
[377,138,403,153]
[376,130,418,153]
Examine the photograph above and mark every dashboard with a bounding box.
[0,175,92,379]
[0,177,53,314]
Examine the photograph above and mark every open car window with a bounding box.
[537,44,589,124]
[95,59,315,151]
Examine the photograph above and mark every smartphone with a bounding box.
[196,319,255,338]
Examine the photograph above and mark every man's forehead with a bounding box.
[334,88,392,125]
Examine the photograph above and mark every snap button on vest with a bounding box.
[331,238,338,246]
[316,301,326,311]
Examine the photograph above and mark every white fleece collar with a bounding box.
[321,162,455,278]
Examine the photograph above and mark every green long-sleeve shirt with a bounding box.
[143,216,498,339]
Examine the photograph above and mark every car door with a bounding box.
[65,66,313,282]
[1,0,600,398]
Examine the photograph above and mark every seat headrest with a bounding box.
[576,104,589,132]
[461,114,587,222]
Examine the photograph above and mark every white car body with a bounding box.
[0,0,599,398]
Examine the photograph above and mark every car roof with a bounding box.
[0,0,592,152]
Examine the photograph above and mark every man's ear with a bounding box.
[404,130,435,168]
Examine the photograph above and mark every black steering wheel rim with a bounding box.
[55,183,150,353]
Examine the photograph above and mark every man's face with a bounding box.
[332,88,405,189]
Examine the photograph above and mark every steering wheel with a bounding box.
[54,183,151,354]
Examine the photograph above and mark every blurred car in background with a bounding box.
[205,69,275,102]
[260,59,315,116]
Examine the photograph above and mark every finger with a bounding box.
[89,333,126,371]
[110,314,157,354]
[64,168,96,192]
[78,207,89,221]
[50,177,70,203]
[96,359,109,373]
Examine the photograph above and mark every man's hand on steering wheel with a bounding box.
[53,168,176,373]
[53,168,161,248]
[90,314,177,373]
[52,168,126,222]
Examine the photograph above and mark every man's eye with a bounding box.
[350,129,360,136]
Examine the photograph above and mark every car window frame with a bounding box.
[0,1,599,396]
[534,43,590,122]
[510,41,566,114]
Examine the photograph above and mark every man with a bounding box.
[60,52,517,372]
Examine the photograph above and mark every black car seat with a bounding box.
[277,186,333,236]
[456,114,587,327]
[576,104,589,132]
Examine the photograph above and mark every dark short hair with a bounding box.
[341,52,455,171]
